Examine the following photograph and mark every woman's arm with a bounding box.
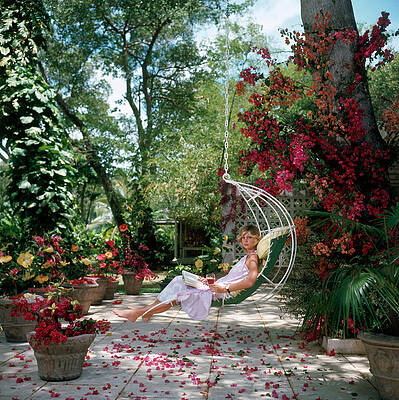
[209,254,258,293]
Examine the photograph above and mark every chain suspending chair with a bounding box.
[211,12,297,307]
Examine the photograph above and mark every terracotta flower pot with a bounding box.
[90,278,108,305]
[122,273,143,295]
[0,299,37,342]
[28,332,95,381]
[359,331,399,400]
[63,282,99,315]
[103,279,119,300]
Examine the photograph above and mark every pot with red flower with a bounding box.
[0,293,42,342]
[103,276,119,300]
[122,272,143,295]
[87,275,108,305]
[27,296,110,381]
[120,244,156,295]
[90,239,123,302]
[62,277,99,315]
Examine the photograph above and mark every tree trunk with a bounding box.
[38,62,127,230]
[55,94,126,228]
[300,0,385,149]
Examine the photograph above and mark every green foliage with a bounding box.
[154,225,175,269]
[369,53,399,123]
[0,0,77,236]
[299,204,399,339]
[194,234,234,276]
[280,229,322,320]
[162,264,198,285]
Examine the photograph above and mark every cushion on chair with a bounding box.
[257,227,290,260]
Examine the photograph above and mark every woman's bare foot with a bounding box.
[112,308,142,322]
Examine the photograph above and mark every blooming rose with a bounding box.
[119,224,128,232]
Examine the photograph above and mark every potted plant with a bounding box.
[300,205,399,400]
[26,295,110,381]
[0,293,42,342]
[0,240,47,342]
[120,244,156,294]
[26,235,101,315]
[112,225,156,295]
[62,277,99,315]
[92,239,123,301]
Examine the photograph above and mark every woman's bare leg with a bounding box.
[141,300,178,322]
[112,299,177,322]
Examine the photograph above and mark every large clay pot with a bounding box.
[28,332,95,381]
[90,278,108,305]
[103,279,119,300]
[359,331,399,400]
[122,273,143,295]
[0,298,37,342]
[63,282,99,315]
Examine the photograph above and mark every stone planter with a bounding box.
[321,336,365,354]
[122,273,143,295]
[359,331,399,400]
[103,279,119,300]
[0,298,37,343]
[28,332,95,381]
[63,282,99,315]
[90,278,108,305]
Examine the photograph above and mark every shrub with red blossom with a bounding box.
[11,295,110,349]
[94,239,156,281]
[232,12,394,258]
[232,12,397,340]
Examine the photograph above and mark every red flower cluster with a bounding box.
[67,276,96,285]
[13,295,110,350]
[232,12,394,261]
[120,245,156,281]
[95,239,156,281]
[94,239,123,277]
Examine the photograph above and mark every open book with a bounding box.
[182,270,208,290]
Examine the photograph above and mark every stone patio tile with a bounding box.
[0,340,31,364]
[119,372,207,399]
[28,382,118,399]
[0,292,382,400]
[342,355,373,376]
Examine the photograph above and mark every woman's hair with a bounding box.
[237,224,261,243]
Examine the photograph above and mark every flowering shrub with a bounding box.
[90,239,123,279]
[0,235,97,295]
[94,231,156,281]
[232,12,396,340]
[120,244,156,281]
[11,294,110,350]
[193,234,234,276]
[233,12,394,260]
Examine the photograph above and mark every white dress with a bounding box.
[157,253,254,320]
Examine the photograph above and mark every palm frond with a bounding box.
[302,265,399,339]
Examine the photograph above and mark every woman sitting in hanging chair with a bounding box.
[113,224,260,322]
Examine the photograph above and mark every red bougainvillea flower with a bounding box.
[119,224,128,232]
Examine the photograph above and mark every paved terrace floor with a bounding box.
[0,293,378,400]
